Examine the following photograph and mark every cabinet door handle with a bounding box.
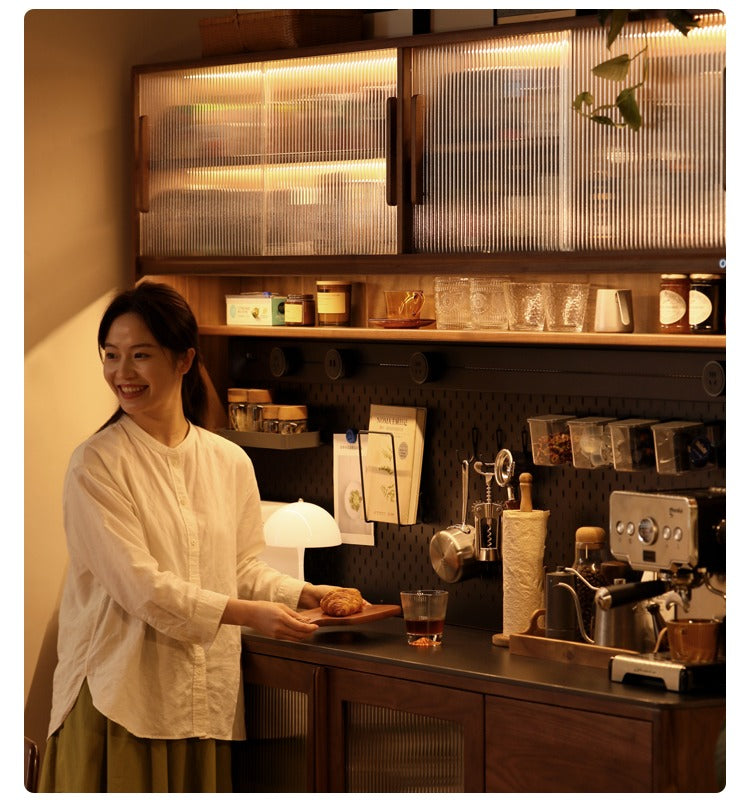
[410,94,425,206]
[136,115,150,213]
[386,96,398,207]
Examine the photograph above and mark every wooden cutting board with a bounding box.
[299,603,402,626]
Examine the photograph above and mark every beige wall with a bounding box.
[24,8,228,757]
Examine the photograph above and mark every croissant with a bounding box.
[320,588,364,617]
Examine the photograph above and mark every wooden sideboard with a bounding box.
[235,619,725,793]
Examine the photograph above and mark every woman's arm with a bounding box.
[221,597,319,641]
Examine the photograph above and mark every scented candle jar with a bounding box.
[284,293,315,326]
[316,280,351,326]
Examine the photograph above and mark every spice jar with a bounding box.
[284,293,315,326]
[659,274,690,333]
[276,405,308,434]
[227,388,272,432]
[571,526,608,640]
[316,280,351,326]
[689,274,725,334]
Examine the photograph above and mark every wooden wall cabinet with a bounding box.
[133,13,726,342]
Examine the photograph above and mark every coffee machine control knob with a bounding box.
[638,517,659,546]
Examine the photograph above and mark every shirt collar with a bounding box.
[119,414,195,454]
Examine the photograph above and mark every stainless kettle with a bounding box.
[555,569,662,652]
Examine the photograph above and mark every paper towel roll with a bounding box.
[501,509,549,635]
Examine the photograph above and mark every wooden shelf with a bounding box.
[218,428,322,449]
[200,323,726,350]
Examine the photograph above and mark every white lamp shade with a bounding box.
[262,499,342,549]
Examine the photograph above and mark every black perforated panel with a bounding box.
[229,337,725,632]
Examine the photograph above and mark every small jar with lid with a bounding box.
[571,526,609,639]
[689,274,725,334]
[284,293,315,326]
[316,280,351,326]
[227,388,272,432]
[659,274,690,333]
[276,405,308,434]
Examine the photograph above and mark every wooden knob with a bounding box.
[519,472,533,512]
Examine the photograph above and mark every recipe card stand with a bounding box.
[356,430,411,526]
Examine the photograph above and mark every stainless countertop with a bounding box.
[242,617,725,709]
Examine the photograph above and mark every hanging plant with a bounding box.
[573,9,699,131]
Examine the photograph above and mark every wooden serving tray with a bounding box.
[299,603,402,627]
[492,609,637,670]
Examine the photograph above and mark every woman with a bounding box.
[39,282,344,792]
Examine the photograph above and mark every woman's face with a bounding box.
[102,312,195,427]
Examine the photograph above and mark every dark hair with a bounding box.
[97,282,207,430]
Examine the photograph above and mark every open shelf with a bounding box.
[200,323,726,349]
[218,429,322,449]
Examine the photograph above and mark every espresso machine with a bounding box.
[602,488,726,692]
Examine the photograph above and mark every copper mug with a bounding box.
[653,618,720,664]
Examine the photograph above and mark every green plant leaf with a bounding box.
[607,9,629,49]
[573,91,595,111]
[592,53,632,82]
[616,87,642,131]
[666,10,698,37]
[592,115,617,127]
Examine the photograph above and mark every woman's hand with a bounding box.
[297,583,339,609]
[297,584,371,610]
[221,598,318,641]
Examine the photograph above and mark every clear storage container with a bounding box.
[527,415,574,466]
[608,419,658,471]
[568,417,616,469]
[651,421,707,474]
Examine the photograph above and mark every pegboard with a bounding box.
[228,338,725,633]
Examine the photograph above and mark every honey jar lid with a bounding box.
[276,405,308,420]
[245,389,273,403]
[227,388,248,403]
[227,388,273,404]
[660,273,688,280]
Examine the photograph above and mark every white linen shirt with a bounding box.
[48,415,305,741]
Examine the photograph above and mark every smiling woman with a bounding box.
[38,282,354,793]
[96,283,206,440]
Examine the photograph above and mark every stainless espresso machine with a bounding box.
[602,488,726,691]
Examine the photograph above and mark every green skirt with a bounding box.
[38,680,233,792]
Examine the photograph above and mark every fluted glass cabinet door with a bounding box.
[410,14,725,252]
[410,30,571,252]
[136,49,398,257]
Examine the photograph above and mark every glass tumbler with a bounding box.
[470,277,509,329]
[504,281,545,331]
[434,276,471,329]
[542,282,589,332]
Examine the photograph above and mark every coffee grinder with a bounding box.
[602,488,726,692]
